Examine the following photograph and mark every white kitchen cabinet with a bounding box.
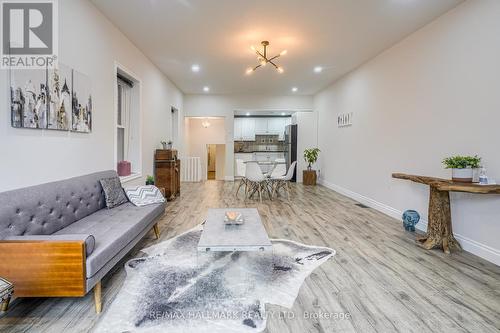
[278,117,291,141]
[235,117,291,141]
[254,118,268,134]
[234,118,255,141]
[233,118,243,141]
[241,118,255,141]
[268,118,283,134]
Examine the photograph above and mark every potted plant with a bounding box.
[161,140,173,150]
[304,148,320,170]
[442,155,481,183]
[146,175,155,185]
[303,148,321,185]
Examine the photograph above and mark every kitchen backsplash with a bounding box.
[235,135,286,152]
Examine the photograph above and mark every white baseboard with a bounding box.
[319,179,500,266]
[224,176,235,181]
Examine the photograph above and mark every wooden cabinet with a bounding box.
[154,150,180,201]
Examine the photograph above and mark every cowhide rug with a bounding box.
[95,225,335,333]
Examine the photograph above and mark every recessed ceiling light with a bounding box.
[245,112,250,116]
[203,86,210,92]
[314,66,323,73]
[291,87,298,92]
[191,64,200,72]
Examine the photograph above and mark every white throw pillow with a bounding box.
[125,185,166,207]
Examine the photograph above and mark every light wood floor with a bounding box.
[1,181,499,332]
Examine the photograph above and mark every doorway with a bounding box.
[207,144,216,180]
[206,144,226,180]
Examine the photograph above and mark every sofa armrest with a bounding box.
[4,234,95,256]
[0,240,86,297]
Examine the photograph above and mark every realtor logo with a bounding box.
[1,0,58,69]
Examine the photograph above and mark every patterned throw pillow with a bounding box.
[99,177,128,208]
[125,185,166,207]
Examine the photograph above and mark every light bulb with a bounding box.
[314,66,323,73]
[250,45,256,52]
[277,67,284,73]
[260,58,267,66]
[245,68,254,75]
[280,50,288,56]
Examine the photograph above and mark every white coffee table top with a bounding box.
[197,208,273,252]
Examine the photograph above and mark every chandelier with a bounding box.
[201,119,211,128]
[246,41,287,75]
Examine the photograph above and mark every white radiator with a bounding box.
[181,156,202,182]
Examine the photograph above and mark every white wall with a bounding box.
[185,117,226,180]
[184,94,314,180]
[0,0,183,191]
[314,0,500,265]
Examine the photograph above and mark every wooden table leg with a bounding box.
[417,186,461,254]
[1,296,11,311]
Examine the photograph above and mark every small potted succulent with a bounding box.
[161,140,173,150]
[145,175,155,185]
[442,155,481,183]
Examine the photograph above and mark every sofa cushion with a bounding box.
[125,185,165,207]
[53,202,165,278]
[4,234,96,256]
[100,177,128,209]
[0,170,117,239]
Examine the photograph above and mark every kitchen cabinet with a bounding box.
[254,118,268,135]
[278,117,291,141]
[241,118,255,141]
[234,117,291,141]
[234,118,243,141]
[268,118,283,134]
[234,118,255,141]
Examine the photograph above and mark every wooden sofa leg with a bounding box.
[153,223,160,239]
[1,297,11,312]
[94,281,102,314]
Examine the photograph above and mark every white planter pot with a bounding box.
[452,168,473,183]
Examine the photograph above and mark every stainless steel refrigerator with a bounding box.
[284,124,298,182]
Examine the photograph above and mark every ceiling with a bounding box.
[91,0,463,95]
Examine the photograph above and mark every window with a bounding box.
[115,68,141,180]
[117,77,131,163]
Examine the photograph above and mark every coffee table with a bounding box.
[198,208,272,252]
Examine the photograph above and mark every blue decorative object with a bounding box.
[402,210,420,232]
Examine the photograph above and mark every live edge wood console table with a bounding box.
[392,173,500,254]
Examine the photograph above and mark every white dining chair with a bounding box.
[245,161,271,202]
[271,161,297,199]
[235,159,247,197]
[270,158,287,178]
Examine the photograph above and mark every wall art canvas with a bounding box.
[10,64,93,133]
[47,64,72,130]
[10,69,48,129]
[71,70,92,133]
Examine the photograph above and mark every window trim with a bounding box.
[113,61,143,181]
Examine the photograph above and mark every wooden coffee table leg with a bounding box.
[417,186,461,254]
[1,297,11,311]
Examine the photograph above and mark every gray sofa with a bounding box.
[0,170,165,313]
